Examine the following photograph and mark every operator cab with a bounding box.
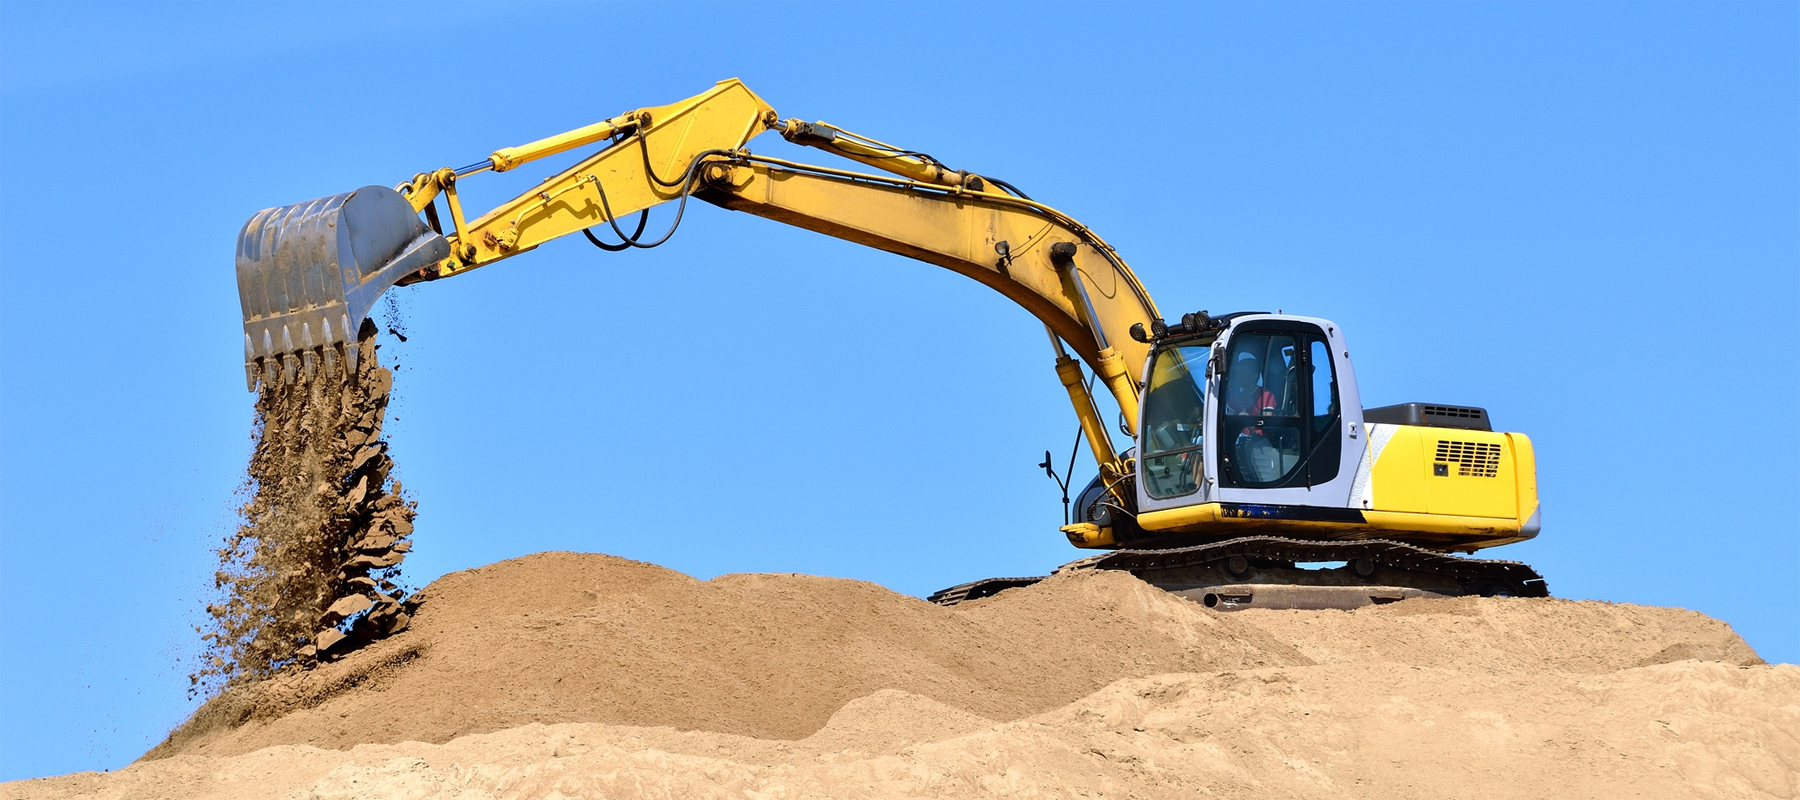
[1072,311,1366,548]
[1140,310,1352,495]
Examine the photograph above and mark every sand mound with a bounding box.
[14,550,1791,799]
[145,551,1302,759]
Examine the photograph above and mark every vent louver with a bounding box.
[1434,440,1502,477]
[1361,403,1491,431]
[1423,405,1484,422]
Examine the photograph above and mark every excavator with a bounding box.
[236,79,1547,611]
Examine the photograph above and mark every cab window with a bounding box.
[1219,333,1305,486]
[1217,326,1341,488]
[1139,344,1209,498]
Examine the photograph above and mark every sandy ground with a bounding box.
[11,552,1793,799]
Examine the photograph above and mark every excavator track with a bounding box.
[928,536,1548,610]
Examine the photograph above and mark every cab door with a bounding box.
[1211,317,1364,509]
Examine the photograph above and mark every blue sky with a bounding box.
[1,0,1794,781]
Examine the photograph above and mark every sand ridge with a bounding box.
[13,550,1790,799]
[145,552,1307,759]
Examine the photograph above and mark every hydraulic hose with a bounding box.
[582,211,648,251]
[589,147,732,250]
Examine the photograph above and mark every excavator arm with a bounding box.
[391,79,777,277]
[236,79,1160,478]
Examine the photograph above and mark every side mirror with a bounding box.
[1208,346,1226,378]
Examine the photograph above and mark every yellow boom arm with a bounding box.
[321,80,1161,478]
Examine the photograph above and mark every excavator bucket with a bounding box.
[236,186,448,391]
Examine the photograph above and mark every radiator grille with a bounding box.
[1434,440,1502,477]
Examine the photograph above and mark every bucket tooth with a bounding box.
[243,334,259,391]
[236,186,448,391]
[281,353,298,386]
[319,320,338,380]
[299,323,318,382]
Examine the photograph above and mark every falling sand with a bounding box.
[194,321,417,694]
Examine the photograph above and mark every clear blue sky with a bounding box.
[1,1,1794,781]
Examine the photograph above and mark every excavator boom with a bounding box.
[236,79,1155,479]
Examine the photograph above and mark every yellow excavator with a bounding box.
[237,79,1546,610]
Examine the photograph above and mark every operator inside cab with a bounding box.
[1223,351,1277,416]
[1221,333,1306,486]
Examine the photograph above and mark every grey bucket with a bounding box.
[235,186,448,391]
